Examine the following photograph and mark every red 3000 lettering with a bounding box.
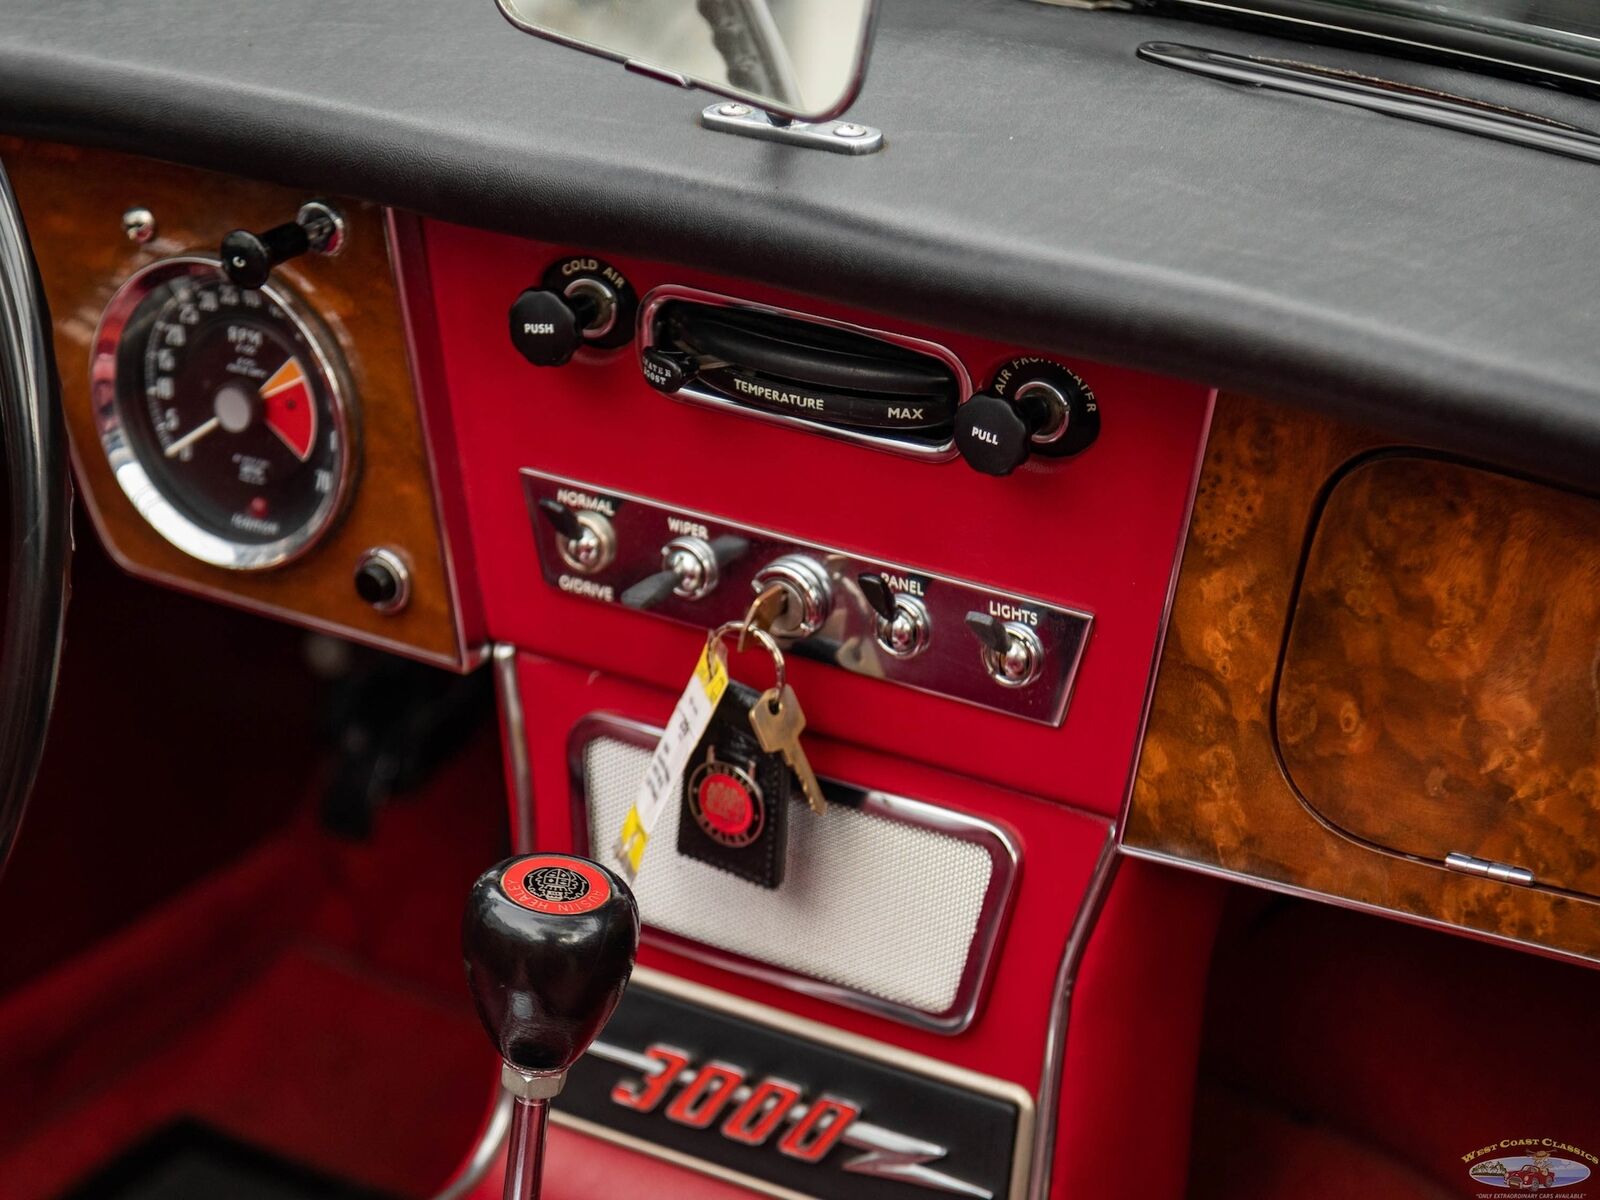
[611,1044,858,1162]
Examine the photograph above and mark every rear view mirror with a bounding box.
[495,0,877,123]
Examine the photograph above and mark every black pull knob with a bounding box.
[535,497,583,542]
[964,611,1012,654]
[954,392,1039,476]
[957,360,1100,476]
[220,201,343,289]
[462,853,640,1079]
[857,573,896,622]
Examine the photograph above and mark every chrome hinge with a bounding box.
[1445,852,1535,886]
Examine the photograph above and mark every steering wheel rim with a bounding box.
[0,160,71,882]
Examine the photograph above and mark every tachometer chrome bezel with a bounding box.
[90,256,359,571]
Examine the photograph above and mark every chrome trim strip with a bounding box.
[1026,828,1117,1200]
[1139,41,1600,166]
[637,284,969,463]
[550,965,1036,1200]
[383,209,488,672]
[494,643,535,853]
[1121,841,1600,970]
[1146,1,1600,95]
[429,1090,513,1200]
[567,713,1022,1034]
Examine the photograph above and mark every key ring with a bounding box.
[707,620,786,696]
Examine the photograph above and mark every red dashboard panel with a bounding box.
[510,653,1110,1083]
[412,218,1213,815]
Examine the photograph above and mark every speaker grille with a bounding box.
[573,720,1017,1028]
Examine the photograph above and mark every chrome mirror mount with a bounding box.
[495,0,883,152]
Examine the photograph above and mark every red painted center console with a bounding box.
[401,216,1217,1198]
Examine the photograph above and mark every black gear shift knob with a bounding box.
[462,853,640,1083]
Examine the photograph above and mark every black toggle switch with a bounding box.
[535,497,584,541]
[220,201,344,289]
[858,573,896,623]
[621,534,746,610]
[965,611,1012,653]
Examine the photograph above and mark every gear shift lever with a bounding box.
[463,853,640,1200]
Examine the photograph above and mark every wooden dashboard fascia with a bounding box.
[1124,393,1600,965]
[0,139,480,670]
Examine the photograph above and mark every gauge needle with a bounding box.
[164,416,220,458]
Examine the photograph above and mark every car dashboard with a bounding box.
[2,1,1600,1198]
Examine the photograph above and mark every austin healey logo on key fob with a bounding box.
[686,748,766,848]
[678,679,791,887]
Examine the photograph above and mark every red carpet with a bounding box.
[1190,895,1600,1198]
[0,716,508,1199]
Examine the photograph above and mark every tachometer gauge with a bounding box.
[91,257,357,569]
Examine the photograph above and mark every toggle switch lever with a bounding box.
[463,854,640,1200]
[620,534,747,610]
[859,573,930,659]
[965,611,1044,688]
[220,201,344,289]
[536,498,616,575]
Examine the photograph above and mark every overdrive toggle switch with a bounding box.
[954,359,1100,476]
[536,498,616,575]
[858,573,930,659]
[751,554,834,640]
[509,256,638,367]
[965,611,1044,688]
[463,853,640,1200]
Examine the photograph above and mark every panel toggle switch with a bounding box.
[965,611,1044,688]
[858,573,931,659]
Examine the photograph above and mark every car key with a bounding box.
[748,685,827,815]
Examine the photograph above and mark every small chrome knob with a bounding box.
[965,612,1044,688]
[662,535,719,600]
[752,554,833,639]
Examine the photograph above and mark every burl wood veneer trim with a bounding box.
[1279,453,1600,901]
[1125,394,1600,963]
[0,139,472,668]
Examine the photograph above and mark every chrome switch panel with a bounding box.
[522,468,1093,725]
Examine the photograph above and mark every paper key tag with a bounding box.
[615,640,730,879]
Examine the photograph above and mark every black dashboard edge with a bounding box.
[0,0,1597,491]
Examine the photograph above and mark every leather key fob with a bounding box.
[677,680,789,888]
